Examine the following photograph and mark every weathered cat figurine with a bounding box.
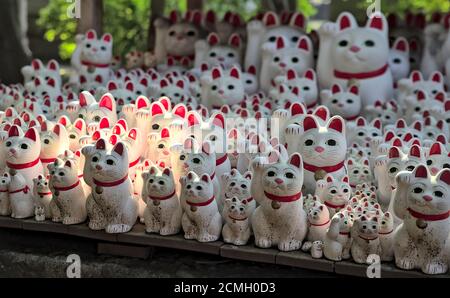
[393,165,450,275]
[220,169,255,214]
[180,172,222,242]
[302,202,330,252]
[324,212,353,261]
[40,123,69,176]
[222,197,251,246]
[351,215,380,264]
[379,211,394,262]
[48,159,86,225]
[251,152,307,251]
[32,175,52,220]
[315,175,351,217]
[321,84,361,121]
[142,166,182,235]
[8,171,34,219]
[0,173,11,216]
[82,139,138,233]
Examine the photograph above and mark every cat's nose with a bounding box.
[279,63,286,68]
[350,46,361,53]
[9,149,16,154]
[423,195,433,202]
[275,178,283,185]
[315,146,325,153]
[218,90,224,95]
[95,165,103,171]
[218,57,224,62]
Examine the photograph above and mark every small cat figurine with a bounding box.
[202,66,245,109]
[351,215,380,264]
[82,139,138,233]
[321,84,361,121]
[196,32,242,68]
[220,169,255,215]
[48,159,86,225]
[8,171,34,219]
[393,165,450,275]
[32,174,53,220]
[222,197,251,246]
[426,142,450,176]
[324,212,353,261]
[86,93,117,125]
[40,123,69,176]
[180,172,222,242]
[142,166,182,236]
[302,202,330,252]
[298,115,347,195]
[379,211,394,262]
[34,205,46,222]
[0,173,11,216]
[251,152,307,251]
[315,175,351,217]
[389,37,410,83]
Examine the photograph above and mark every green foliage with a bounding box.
[38,0,150,61]
[380,0,450,15]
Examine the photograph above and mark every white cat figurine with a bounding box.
[222,197,251,246]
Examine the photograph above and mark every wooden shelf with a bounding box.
[0,216,447,278]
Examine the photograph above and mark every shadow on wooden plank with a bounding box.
[0,216,23,229]
[117,224,223,255]
[22,219,69,234]
[276,251,334,273]
[220,243,279,264]
[67,223,118,242]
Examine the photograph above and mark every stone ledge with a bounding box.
[0,216,447,278]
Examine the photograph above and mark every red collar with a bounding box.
[148,190,176,201]
[310,219,330,227]
[81,61,110,68]
[324,201,346,210]
[129,157,140,168]
[186,195,215,207]
[334,64,389,80]
[9,185,30,195]
[40,157,56,164]
[0,189,7,193]
[264,191,302,203]
[345,114,360,121]
[216,154,228,167]
[339,231,351,238]
[93,175,128,188]
[303,161,345,174]
[379,229,394,235]
[7,158,40,170]
[53,180,80,192]
[407,208,450,221]
[359,235,378,241]
[38,191,53,196]
[306,100,318,109]
[78,174,84,179]
[242,197,253,204]
[350,184,357,188]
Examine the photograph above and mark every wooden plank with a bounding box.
[67,223,118,242]
[22,219,69,234]
[0,216,23,229]
[220,244,279,264]
[77,0,103,34]
[276,251,334,273]
[97,242,153,259]
[117,224,223,255]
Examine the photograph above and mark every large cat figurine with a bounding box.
[82,139,138,233]
[251,152,307,251]
[297,115,347,195]
[318,13,393,106]
[393,165,450,275]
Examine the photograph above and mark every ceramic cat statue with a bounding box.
[142,166,182,235]
[8,171,34,219]
[82,139,138,233]
[379,211,395,262]
[251,152,307,251]
[48,159,87,225]
[318,13,393,106]
[222,197,251,246]
[302,202,330,252]
[351,215,381,264]
[32,175,52,220]
[4,126,43,193]
[324,212,353,261]
[0,173,11,216]
[180,172,222,242]
[393,165,450,275]
[321,84,362,121]
[220,169,255,215]
[298,115,347,195]
[315,175,351,217]
[40,123,69,176]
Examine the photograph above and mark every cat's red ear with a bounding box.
[263,11,279,27]
[151,102,164,117]
[230,67,240,79]
[99,94,114,111]
[212,113,225,129]
[187,112,201,127]
[162,168,171,177]
[95,139,106,150]
[8,125,20,138]
[24,128,37,142]
[276,37,285,50]
[414,165,428,179]
[326,175,333,183]
[102,33,112,43]
[290,103,305,116]
[389,147,400,159]
[349,85,359,95]
[331,84,342,94]
[229,33,241,48]
[113,142,125,156]
[328,116,344,133]
[431,72,443,83]
[411,71,422,82]
[212,68,222,80]
[201,174,211,183]
[298,36,310,51]
[438,169,450,185]
[429,143,442,156]
[356,117,366,127]
[367,15,384,31]
[86,30,97,40]
[289,153,302,169]
[338,12,355,30]
[303,116,318,132]
[393,37,408,52]
[409,145,421,158]
[207,32,220,46]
